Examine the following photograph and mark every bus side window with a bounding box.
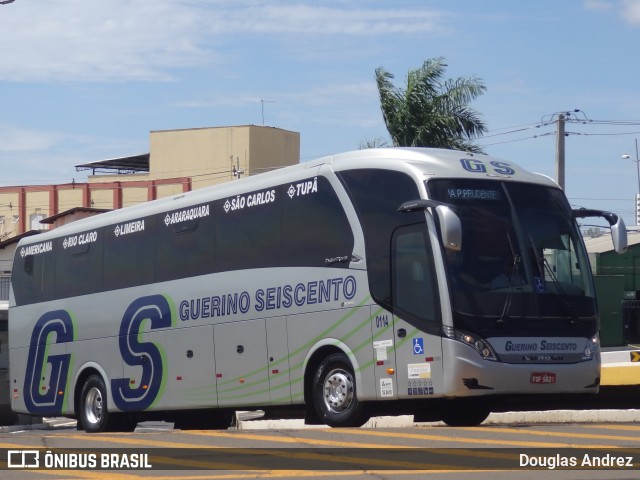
[281,176,353,267]
[392,224,440,326]
[156,211,215,282]
[104,216,156,290]
[13,251,54,305]
[337,169,423,310]
[214,193,281,272]
[55,235,102,299]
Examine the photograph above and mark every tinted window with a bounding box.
[214,189,281,272]
[13,177,356,304]
[104,216,156,290]
[54,230,102,298]
[338,169,423,308]
[281,176,353,267]
[156,203,215,281]
[12,240,55,305]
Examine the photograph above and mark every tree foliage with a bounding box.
[375,57,487,153]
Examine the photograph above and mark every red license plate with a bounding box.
[530,372,556,384]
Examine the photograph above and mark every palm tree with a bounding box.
[375,57,487,153]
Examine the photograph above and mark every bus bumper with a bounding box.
[443,341,600,396]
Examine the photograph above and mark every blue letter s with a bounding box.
[111,295,172,411]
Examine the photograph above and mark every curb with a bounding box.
[236,410,640,429]
[3,410,639,432]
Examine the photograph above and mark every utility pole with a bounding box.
[622,138,640,226]
[555,114,566,190]
[231,156,244,179]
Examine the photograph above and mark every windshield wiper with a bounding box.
[497,234,522,324]
[542,258,578,324]
[497,257,522,324]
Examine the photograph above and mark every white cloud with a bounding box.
[0,123,62,152]
[621,0,640,24]
[583,0,640,25]
[0,0,446,83]
[206,3,445,35]
[0,0,213,82]
[583,0,613,11]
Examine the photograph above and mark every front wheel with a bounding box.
[312,353,368,427]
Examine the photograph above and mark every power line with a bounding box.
[478,131,554,147]
[477,113,640,148]
[565,130,640,137]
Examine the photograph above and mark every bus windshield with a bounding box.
[427,179,596,324]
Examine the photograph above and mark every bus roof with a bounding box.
[17,147,557,245]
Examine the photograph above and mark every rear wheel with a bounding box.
[78,374,136,432]
[78,375,112,433]
[312,353,368,427]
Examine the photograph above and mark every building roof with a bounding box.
[40,207,111,225]
[0,230,42,249]
[75,153,150,174]
[584,230,640,254]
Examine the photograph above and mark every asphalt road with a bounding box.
[2,406,640,480]
[1,386,639,479]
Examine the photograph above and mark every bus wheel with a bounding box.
[79,375,113,433]
[312,353,368,427]
[440,399,490,427]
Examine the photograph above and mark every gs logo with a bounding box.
[23,295,173,416]
[460,159,515,176]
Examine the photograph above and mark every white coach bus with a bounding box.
[9,148,627,432]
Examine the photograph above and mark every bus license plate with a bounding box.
[530,372,556,384]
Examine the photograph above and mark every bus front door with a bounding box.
[391,224,444,401]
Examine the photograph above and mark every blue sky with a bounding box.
[1,0,640,227]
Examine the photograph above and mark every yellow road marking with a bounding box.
[579,423,640,432]
[336,427,614,448]
[462,426,640,443]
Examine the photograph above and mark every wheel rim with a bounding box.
[84,386,103,426]
[322,368,354,413]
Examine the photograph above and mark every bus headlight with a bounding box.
[443,326,499,361]
[581,334,599,361]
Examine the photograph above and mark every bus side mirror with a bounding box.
[572,208,628,255]
[435,205,462,252]
[398,199,462,252]
[610,215,628,254]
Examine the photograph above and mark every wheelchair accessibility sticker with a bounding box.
[413,338,424,355]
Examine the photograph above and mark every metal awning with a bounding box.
[75,153,150,174]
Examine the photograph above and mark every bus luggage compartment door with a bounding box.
[214,319,270,408]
